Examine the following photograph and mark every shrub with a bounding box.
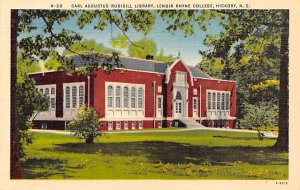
[68,104,103,143]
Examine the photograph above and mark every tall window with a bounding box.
[45,88,49,96]
[50,88,55,109]
[124,121,128,130]
[138,87,143,108]
[116,121,121,130]
[39,89,43,94]
[193,98,197,110]
[138,121,143,129]
[72,86,77,108]
[207,92,211,110]
[132,121,136,130]
[131,87,136,108]
[123,87,129,108]
[176,72,186,85]
[107,86,113,108]
[226,93,230,110]
[108,121,113,130]
[157,97,162,109]
[79,85,84,106]
[212,92,216,110]
[115,86,121,108]
[221,93,225,110]
[217,93,220,110]
[66,87,70,108]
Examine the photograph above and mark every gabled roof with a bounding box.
[71,54,210,78]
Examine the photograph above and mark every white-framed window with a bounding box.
[108,121,113,130]
[207,90,230,112]
[193,88,197,95]
[226,93,230,110]
[217,92,220,110]
[157,96,162,109]
[79,85,84,106]
[175,72,186,86]
[212,92,216,110]
[131,87,136,108]
[193,98,198,110]
[115,86,121,108]
[36,84,56,110]
[124,121,128,130]
[207,92,211,110]
[116,121,121,130]
[157,86,162,93]
[123,87,129,108]
[105,82,145,118]
[138,121,143,129]
[107,86,113,108]
[72,86,77,108]
[132,121,136,130]
[138,87,143,108]
[66,87,70,108]
[63,82,85,109]
[156,95,163,118]
[221,93,225,110]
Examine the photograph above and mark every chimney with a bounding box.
[146,55,154,60]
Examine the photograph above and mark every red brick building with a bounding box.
[29,55,236,130]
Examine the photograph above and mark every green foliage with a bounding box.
[68,105,103,143]
[127,38,157,59]
[240,102,278,131]
[16,76,49,157]
[17,54,41,83]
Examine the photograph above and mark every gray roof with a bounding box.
[72,54,210,79]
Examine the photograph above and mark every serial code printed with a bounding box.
[50,4,63,8]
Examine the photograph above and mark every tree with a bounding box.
[16,76,49,157]
[160,10,289,151]
[68,105,102,144]
[17,54,41,83]
[12,10,156,178]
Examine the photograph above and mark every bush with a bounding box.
[68,105,102,143]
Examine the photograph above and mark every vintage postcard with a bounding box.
[0,0,299,190]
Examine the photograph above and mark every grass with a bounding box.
[21,130,288,179]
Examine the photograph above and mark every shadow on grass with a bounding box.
[21,157,73,179]
[52,141,288,166]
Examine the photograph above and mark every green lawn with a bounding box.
[21,130,288,179]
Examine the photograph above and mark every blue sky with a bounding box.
[19,11,222,66]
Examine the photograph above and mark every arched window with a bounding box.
[65,87,70,108]
[175,91,182,100]
[79,85,84,106]
[131,87,136,108]
[123,87,129,108]
[107,86,113,108]
[72,86,77,108]
[138,88,143,108]
[45,88,49,96]
[115,86,121,108]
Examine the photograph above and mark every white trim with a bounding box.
[165,59,194,86]
[194,77,236,83]
[156,95,163,118]
[192,97,198,118]
[63,82,85,118]
[105,82,145,119]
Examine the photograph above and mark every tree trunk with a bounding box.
[11,10,21,178]
[85,136,94,144]
[273,10,289,152]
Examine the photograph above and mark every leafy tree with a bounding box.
[17,53,41,83]
[68,105,102,144]
[16,76,49,157]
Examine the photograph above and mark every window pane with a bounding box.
[131,87,136,97]
[221,93,225,110]
[66,87,70,108]
[193,99,197,110]
[108,97,113,108]
[226,94,229,110]
[116,86,121,96]
[51,88,55,95]
[158,97,162,109]
[212,93,216,109]
[138,98,143,108]
[45,88,49,96]
[217,93,220,110]
[207,92,211,110]
[107,86,113,108]
[108,86,113,96]
[131,87,136,108]
[72,86,77,108]
[138,88,143,97]
[50,98,55,108]
[79,85,84,96]
[123,87,128,108]
[116,97,121,108]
